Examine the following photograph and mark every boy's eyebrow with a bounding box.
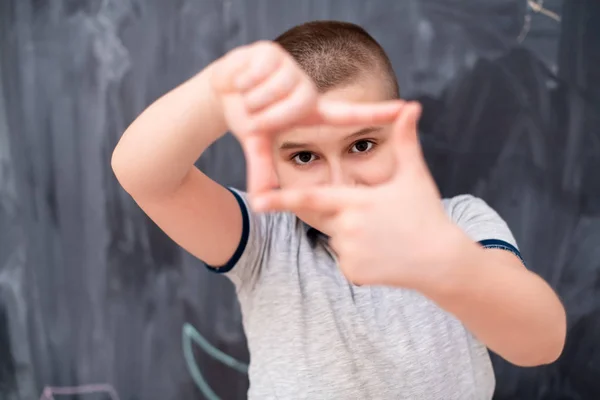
[343,126,383,141]
[279,127,382,150]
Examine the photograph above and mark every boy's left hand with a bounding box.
[252,102,466,288]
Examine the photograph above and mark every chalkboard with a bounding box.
[0,0,598,399]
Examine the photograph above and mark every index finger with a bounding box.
[242,135,278,195]
[315,99,405,126]
[211,46,252,93]
[250,186,364,214]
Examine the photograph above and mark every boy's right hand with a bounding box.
[210,41,404,197]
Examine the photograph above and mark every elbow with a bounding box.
[510,341,564,367]
[111,141,126,179]
[544,324,567,365]
[111,137,131,175]
[508,313,567,367]
[111,136,138,193]
[111,148,129,190]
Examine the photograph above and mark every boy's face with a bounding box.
[272,73,397,234]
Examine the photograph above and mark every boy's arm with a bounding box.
[427,243,566,367]
[421,196,566,367]
[111,63,244,267]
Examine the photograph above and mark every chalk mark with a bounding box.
[182,322,248,400]
[518,0,562,43]
[39,384,120,400]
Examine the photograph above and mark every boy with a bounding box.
[112,21,566,399]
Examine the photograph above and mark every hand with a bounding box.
[252,102,466,288]
[210,41,404,195]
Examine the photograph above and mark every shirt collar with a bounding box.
[302,221,328,245]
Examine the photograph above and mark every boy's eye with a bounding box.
[292,152,316,165]
[350,140,374,153]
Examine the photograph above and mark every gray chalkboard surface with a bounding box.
[1,0,598,399]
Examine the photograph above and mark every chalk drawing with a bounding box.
[182,322,248,400]
[518,0,562,43]
[39,384,120,400]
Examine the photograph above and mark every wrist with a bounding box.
[193,62,228,139]
[409,224,481,298]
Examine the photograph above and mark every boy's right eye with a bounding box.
[292,152,317,165]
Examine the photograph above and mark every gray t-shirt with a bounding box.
[208,188,523,400]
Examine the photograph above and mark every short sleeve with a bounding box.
[444,194,525,265]
[205,187,273,290]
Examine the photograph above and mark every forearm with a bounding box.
[420,235,566,367]
[112,62,226,196]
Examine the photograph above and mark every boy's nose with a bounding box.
[328,163,355,186]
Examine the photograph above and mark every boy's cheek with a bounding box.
[353,152,397,187]
[273,160,324,188]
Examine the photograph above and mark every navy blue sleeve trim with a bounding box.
[205,188,250,274]
[478,239,525,265]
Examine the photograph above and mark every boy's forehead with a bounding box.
[322,76,389,103]
[276,125,349,146]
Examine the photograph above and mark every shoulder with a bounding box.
[442,194,524,262]
[442,194,500,224]
[205,188,301,282]
[229,187,299,237]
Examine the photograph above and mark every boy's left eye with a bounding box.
[350,140,374,153]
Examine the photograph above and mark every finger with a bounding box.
[234,42,284,92]
[249,79,317,133]
[315,99,405,126]
[392,101,424,168]
[211,46,252,93]
[251,186,363,214]
[243,57,301,112]
[242,135,278,195]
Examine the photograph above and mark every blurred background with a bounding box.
[1,0,599,399]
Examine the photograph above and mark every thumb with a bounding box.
[315,98,405,126]
[242,135,278,195]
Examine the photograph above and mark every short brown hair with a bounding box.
[275,20,400,99]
